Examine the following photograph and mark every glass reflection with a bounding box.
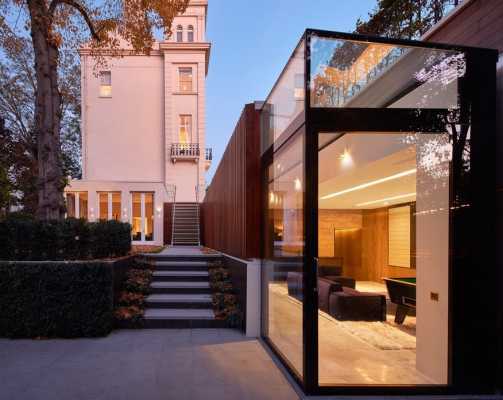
[310,36,464,108]
[262,133,305,378]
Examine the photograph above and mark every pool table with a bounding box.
[383,277,416,324]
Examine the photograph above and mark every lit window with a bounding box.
[99,192,121,221]
[132,192,154,242]
[65,192,88,219]
[187,25,194,42]
[176,25,183,42]
[179,115,192,144]
[179,67,193,92]
[99,71,112,97]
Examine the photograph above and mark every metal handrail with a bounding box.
[171,185,176,246]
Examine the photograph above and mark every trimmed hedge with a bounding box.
[0,216,131,260]
[0,260,118,338]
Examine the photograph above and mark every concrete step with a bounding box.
[150,281,211,294]
[145,294,212,308]
[152,270,209,282]
[153,261,210,271]
[139,253,222,263]
[143,308,225,328]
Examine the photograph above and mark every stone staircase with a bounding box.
[139,248,226,328]
[171,203,200,246]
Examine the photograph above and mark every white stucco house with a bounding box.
[65,0,211,246]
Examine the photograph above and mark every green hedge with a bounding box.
[0,216,131,260]
[0,260,116,338]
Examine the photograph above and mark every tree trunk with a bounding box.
[27,0,65,220]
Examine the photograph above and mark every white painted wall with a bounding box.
[82,55,165,182]
[67,0,210,244]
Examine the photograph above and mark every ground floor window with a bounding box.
[65,192,88,219]
[99,192,121,220]
[131,192,154,241]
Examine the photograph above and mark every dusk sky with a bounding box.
[205,0,377,182]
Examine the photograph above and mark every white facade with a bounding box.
[65,0,210,245]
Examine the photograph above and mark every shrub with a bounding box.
[123,269,152,294]
[0,215,131,260]
[0,260,115,338]
[118,291,145,307]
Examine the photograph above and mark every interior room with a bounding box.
[264,130,451,386]
[316,131,450,385]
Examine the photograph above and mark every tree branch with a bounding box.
[48,0,100,41]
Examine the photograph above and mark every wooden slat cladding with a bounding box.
[202,104,261,259]
[424,0,503,52]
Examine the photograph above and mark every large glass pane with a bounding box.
[66,193,76,218]
[144,193,154,241]
[317,132,451,386]
[310,35,464,108]
[262,133,305,378]
[132,193,142,241]
[261,39,305,153]
[79,192,88,220]
[99,193,108,220]
[112,193,121,221]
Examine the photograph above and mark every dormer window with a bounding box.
[187,25,194,42]
[176,25,183,42]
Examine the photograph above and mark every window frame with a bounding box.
[99,71,112,98]
[179,114,193,144]
[187,25,194,42]
[176,25,183,42]
[65,192,88,219]
[98,191,122,221]
[178,67,193,92]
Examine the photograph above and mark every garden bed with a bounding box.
[208,260,243,328]
[114,266,154,329]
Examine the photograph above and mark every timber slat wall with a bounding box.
[424,0,503,52]
[202,103,261,259]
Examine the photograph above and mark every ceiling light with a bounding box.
[340,149,353,167]
[320,168,416,200]
[355,192,416,207]
[294,178,302,192]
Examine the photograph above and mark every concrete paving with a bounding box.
[0,329,301,400]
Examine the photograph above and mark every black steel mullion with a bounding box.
[303,31,319,394]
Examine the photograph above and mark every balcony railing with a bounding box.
[170,143,213,165]
[171,143,200,162]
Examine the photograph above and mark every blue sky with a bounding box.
[204,0,376,182]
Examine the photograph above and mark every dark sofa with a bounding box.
[286,271,386,322]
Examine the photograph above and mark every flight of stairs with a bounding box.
[140,250,226,328]
[171,203,200,246]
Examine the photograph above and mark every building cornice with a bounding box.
[159,42,211,75]
[78,42,211,74]
[78,48,162,56]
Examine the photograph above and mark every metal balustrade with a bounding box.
[171,143,200,161]
[170,143,213,164]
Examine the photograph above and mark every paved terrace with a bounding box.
[1,329,299,400]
